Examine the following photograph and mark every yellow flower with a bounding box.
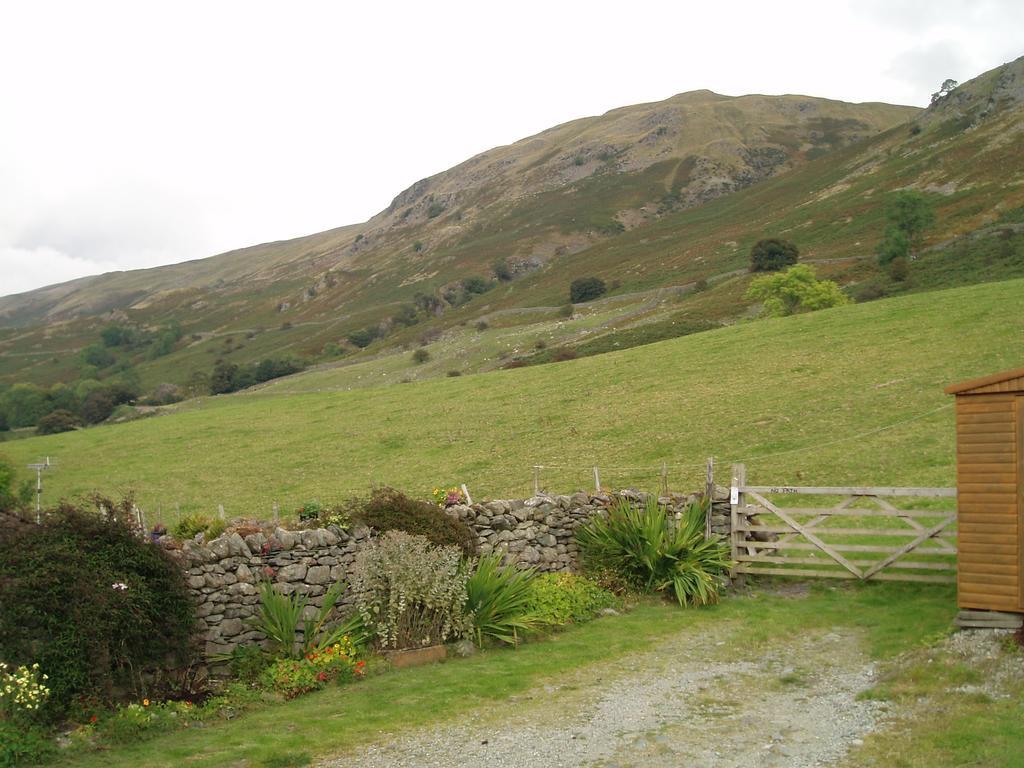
[143,698,150,707]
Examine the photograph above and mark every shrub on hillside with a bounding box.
[576,496,730,607]
[35,409,82,435]
[749,238,799,272]
[461,276,493,295]
[347,327,378,349]
[350,531,470,649]
[412,348,431,364]
[745,264,850,316]
[569,277,607,303]
[345,487,477,557]
[0,496,195,718]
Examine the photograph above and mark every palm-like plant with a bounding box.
[576,496,731,606]
[465,552,539,647]
[251,580,356,658]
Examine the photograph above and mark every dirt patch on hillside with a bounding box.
[320,623,883,768]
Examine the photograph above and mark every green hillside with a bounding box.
[3,278,1021,521]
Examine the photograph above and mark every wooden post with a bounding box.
[461,483,473,505]
[533,466,541,496]
[660,461,669,496]
[705,457,714,541]
[730,463,746,581]
[593,466,601,494]
[218,504,226,521]
[272,502,280,523]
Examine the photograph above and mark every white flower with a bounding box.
[111,582,129,591]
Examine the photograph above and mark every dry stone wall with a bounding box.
[176,488,734,663]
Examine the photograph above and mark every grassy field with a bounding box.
[53,582,969,768]
[2,278,1021,523]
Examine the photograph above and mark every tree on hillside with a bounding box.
[569,276,607,303]
[749,238,799,272]
[930,78,958,104]
[745,264,850,317]
[877,190,935,266]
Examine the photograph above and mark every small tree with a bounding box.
[745,264,850,317]
[412,348,431,364]
[749,238,799,272]
[569,277,607,303]
[35,410,82,435]
[878,191,935,265]
[492,259,512,281]
[930,78,958,104]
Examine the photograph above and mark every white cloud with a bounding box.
[1,0,1021,298]
[0,246,122,297]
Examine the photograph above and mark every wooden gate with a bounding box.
[729,464,958,584]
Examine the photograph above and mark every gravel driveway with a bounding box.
[320,618,884,768]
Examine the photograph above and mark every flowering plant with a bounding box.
[0,662,50,722]
[261,636,365,698]
[432,486,464,507]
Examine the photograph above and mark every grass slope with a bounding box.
[3,278,1021,519]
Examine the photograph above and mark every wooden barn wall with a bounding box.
[955,393,1021,611]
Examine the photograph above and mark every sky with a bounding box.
[2,0,1021,297]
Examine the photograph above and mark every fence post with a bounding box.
[272,502,279,524]
[730,463,746,582]
[218,504,226,521]
[461,483,473,505]
[705,457,714,540]
[593,466,601,494]
[532,466,541,496]
[660,461,669,496]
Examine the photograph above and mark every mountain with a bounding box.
[2,56,1023,399]
[0,92,914,326]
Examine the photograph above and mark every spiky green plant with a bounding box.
[250,580,352,659]
[464,552,539,647]
[576,496,731,607]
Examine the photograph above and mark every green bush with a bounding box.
[347,487,477,557]
[465,553,538,647]
[35,409,82,435]
[569,276,607,303]
[351,531,470,649]
[749,238,799,272]
[576,496,730,607]
[296,500,323,521]
[524,572,616,626]
[745,264,850,316]
[0,720,56,767]
[346,327,378,349]
[0,497,195,718]
[461,276,493,295]
[0,455,32,514]
[412,348,431,364]
[172,514,226,541]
